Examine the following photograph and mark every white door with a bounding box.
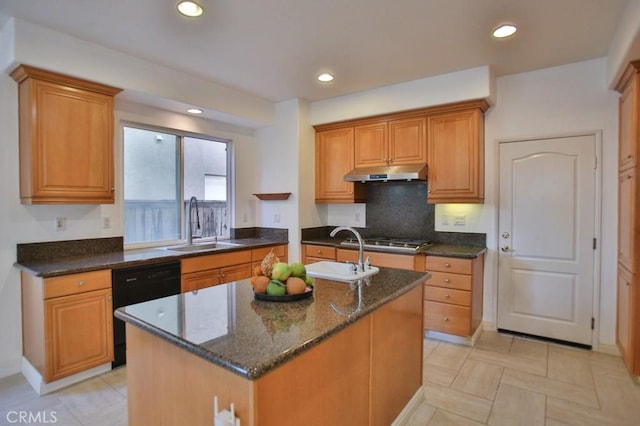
[497,134,596,346]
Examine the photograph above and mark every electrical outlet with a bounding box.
[354,212,360,222]
[454,214,466,226]
[102,216,111,229]
[55,217,66,231]
[274,213,281,223]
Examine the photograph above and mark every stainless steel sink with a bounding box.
[305,261,379,282]
[159,241,242,252]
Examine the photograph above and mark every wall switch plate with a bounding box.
[454,214,466,226]
[55,217,66,231]
[441,214,450,226]
[102,217,111,229]
[273,213,281,223]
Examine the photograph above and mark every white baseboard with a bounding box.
[425,323,484,346]
[595,343,620,357]
[392,386,425,426]
[21,357,112,395]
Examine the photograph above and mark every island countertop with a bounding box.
[114,267,429,380]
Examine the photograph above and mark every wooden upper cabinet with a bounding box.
[616,61,640,171]
[355,122,388,167]
[10,65,122,204]
[354,118,426,167]
[315,127,365,203]
[427,108,485,203]
[388,117,427,165]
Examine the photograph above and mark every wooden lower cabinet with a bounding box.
[125,285,423,425]
[336,248,418,270]
[302,243,336,264]
[182,245,288,292]
[423,254,484,337]
[22,270,113,382]
[617,263,637,372]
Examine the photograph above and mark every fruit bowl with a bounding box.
[254,288,313,302]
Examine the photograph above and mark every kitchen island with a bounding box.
[115,268,429,425]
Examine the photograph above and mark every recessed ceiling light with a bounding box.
[177,1,204,18]
[317,73,334,82]
[492,24,517,38]
[187,108,203,114]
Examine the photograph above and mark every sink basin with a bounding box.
[160,241,242,252]
[305,261,379,282]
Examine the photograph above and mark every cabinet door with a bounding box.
[45,288,113,382]
[619,72,638,171]
[617,264,635,372]
[427,109,484,203]
[181,269,220,292]
[315,128,364,203]
[388,117,426,165]
[354,122,388,167]
[219,263,252,284]
[21,78,116,204]
[619,168,637,273]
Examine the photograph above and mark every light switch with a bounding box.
[441,214,450,226]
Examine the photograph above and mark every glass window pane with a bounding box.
[123,127,180,244]
[184,137,229,239]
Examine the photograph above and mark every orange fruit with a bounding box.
[253,276,270,294]
[254,265,263,276]
[286,277,307,295]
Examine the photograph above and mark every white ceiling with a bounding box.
[0,0,630,103]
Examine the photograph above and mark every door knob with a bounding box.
[501,231,510,239]
[501,245,510,252]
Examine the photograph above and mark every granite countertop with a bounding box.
[15,238,287,278]
[114,268,429,380]
[301,238,486,259]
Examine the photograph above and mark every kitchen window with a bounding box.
[123,125,231,246]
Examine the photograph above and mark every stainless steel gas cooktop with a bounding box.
[339,236,434,254]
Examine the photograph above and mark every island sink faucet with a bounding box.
[187,196,200,245]
[330,226,365,273]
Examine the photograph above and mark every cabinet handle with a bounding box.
[444,294,450,298]
[444,278,450,283]
[110,188,115,192]
[317,250,322,254]
[107,295,112,301]
[627,155,633,159]
[627,281,631,286]
[444,263,451,268]
[443,317,449,321]
[78,281,85,286]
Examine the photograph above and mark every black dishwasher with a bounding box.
[112,261,181,367]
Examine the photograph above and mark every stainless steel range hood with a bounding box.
[344,164,427,182]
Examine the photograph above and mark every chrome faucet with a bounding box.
[187,196,200,245]
[330,226,365,273]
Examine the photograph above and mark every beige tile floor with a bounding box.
[409,331,640,425]
[1,331,639,425]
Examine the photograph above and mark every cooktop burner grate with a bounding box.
[340,236,433,253]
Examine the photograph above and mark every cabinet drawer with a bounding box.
[305,244,336,260]
[44,270,111,299]
[423,301,471,336]
[426,271,472,291]
[424,285,471,306]
[182,250,252,274]
[425,256,472,275]
[219,263,252,283]
[252,245,287,262]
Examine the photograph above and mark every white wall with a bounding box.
[484,58,619,348]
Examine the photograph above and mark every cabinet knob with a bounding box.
[110,188,115,192]
[444,278,450,283]
[444,294,450,298]
[79,281,85,286]
[444,263,451,267]
[317,250,321,254]
[627,281,631,286]
[443,317,449,321]
[107,295,112,301]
